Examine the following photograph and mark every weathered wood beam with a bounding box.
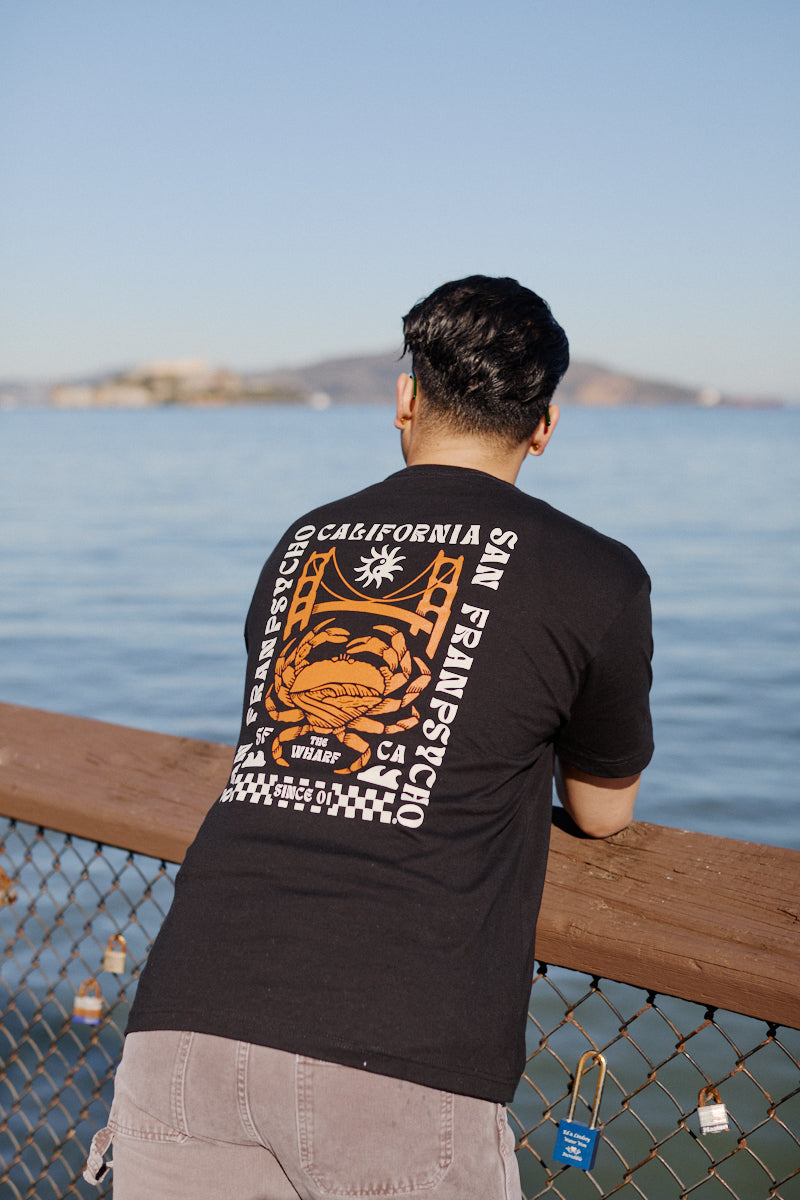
[0,702,231,862]
[536,812,800,1031]
[1,701,797,1029]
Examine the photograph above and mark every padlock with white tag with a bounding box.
[697,1085,729,1134]
[553,1051,607,1170]
[72,977,104,1025]
[0,866,17,905]
[102,933,127,973]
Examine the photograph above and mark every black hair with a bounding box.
[402,275,569,446]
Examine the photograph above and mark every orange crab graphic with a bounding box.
[264,619,431,773]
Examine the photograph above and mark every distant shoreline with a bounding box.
[0,350,787,410]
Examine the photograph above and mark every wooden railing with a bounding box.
[1,699,798,1030]
[2,699,799,1199]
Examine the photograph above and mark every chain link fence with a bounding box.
[1,815,798,1199]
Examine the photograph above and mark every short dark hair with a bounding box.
[402,275,569,445]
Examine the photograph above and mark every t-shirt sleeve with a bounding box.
[554,578,654,777]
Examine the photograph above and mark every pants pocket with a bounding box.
[296,1057,453,1197]
[107,1030,192,1143]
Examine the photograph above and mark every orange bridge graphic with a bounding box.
[284,547,463,659]
[262,548,464,775]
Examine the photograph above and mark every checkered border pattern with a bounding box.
[220,773,396,823]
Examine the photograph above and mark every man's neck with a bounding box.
[394,383,554,484]
[403,437,528,485]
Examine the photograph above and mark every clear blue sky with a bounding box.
[1,0,798,396]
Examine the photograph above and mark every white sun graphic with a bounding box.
[354,545,406,588]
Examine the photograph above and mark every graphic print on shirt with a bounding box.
[219,521,518,827]
[263,540,463,774]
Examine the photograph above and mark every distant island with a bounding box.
[0,352,783,410]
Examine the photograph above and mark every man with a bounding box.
[86,276,653,1199]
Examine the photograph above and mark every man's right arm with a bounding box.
[553,571,653,837]
[555,758,641,838]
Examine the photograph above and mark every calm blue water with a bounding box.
[1,404,798,849]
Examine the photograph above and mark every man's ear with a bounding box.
[394,373,416,430]
[527,403,560,456]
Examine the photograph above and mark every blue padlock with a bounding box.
[553,1050,607,1170]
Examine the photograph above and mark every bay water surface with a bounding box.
[1,403,798,849]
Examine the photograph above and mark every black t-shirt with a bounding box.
[128,465,653,1101]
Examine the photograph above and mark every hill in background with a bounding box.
[246,352,712,407]
[1,352,780,409]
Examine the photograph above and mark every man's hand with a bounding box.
[555,759,641,838]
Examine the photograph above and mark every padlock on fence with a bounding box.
[72,977,104,1025]
[553,1051,607,1170]
[102,933,127,973]
[0,866,17,905]
[697,1085,729,1134]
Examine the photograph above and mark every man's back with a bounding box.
[127,461,652,1102]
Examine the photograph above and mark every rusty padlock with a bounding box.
[102,933,127,973]
[72,977,104,1025]
[697,1085,729,1134]
[0,866,17,905]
